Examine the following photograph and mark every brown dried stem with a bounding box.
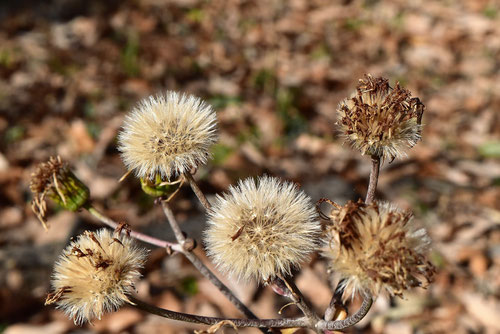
[130,296,308,328]
[160,200,264,331]
[324,279,348,321]
[184,172,211,211]
[130,295,373,331]
[365,155,380,204]
[279,276,321,332]
[317,296,373,331]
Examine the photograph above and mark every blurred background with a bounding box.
[0,0,499,333]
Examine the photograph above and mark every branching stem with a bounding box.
[129,295,373,331]
[85,204,183,252]
[130,296,308,328]
[279,276,321,332]
[317,297,373,331]
[160,200,264,331]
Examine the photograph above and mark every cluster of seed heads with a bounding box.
[36,78,434,326]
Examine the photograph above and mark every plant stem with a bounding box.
[324,155,380,322]
[130,296,308,328]
[160,200,186,243]
[160,200,264,331]
[324,279,348,321]
[280,276,321,332]
[317,296,373,331]
[85,204,183,252]
[365,155,380,204]
[184,172,211,211]
[130,295,373,330]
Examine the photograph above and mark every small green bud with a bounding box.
[140,174,182,198]
[30,156,90,229]
[48,169,90,211]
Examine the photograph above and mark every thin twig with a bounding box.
[85,204,183,252]
[160,201,265,331]
[130,296,309,328]
[184,172,211,211]
[365,155,380,204]
[317,296,373,331]
[324,279,348,321]
[160,200,186,243]
[130,295,373,331]
[279,276,321,332]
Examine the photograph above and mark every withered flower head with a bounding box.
[337,74,425,161]
[46,228,147,325]
[118,91,218,181]
[204,176,321,282]
[322,200,434,301]
[30,156,90,230]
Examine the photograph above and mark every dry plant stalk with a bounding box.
[32,78,434,332]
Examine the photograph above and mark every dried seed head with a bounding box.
[30,156,90,229]
[337,74,424,161]
[322,200,435,301]
[46,228,148,325]
[204,176,321,282]
[118,91,218,181]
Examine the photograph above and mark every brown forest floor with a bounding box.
[0,0,499,333]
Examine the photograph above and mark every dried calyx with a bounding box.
[337,74,425,161]
[322,200,435,301]
[30,156,90,229]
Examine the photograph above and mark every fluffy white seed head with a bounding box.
[118,91,218,180]
[204,176,321,282]
[46,229,148,325]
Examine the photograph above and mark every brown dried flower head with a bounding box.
[337,74,425,161]
[118,91,218,181]
[322,200,434,301]
[204,176,321,282]
[30,156,90,229]
[46,228,148,325]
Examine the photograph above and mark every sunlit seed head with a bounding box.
[46,228,148,325]
[204,176,321,282]
[322,200,435,301]
[337,74,425,161]
[30,156,90,230]
[118,91,218,181]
